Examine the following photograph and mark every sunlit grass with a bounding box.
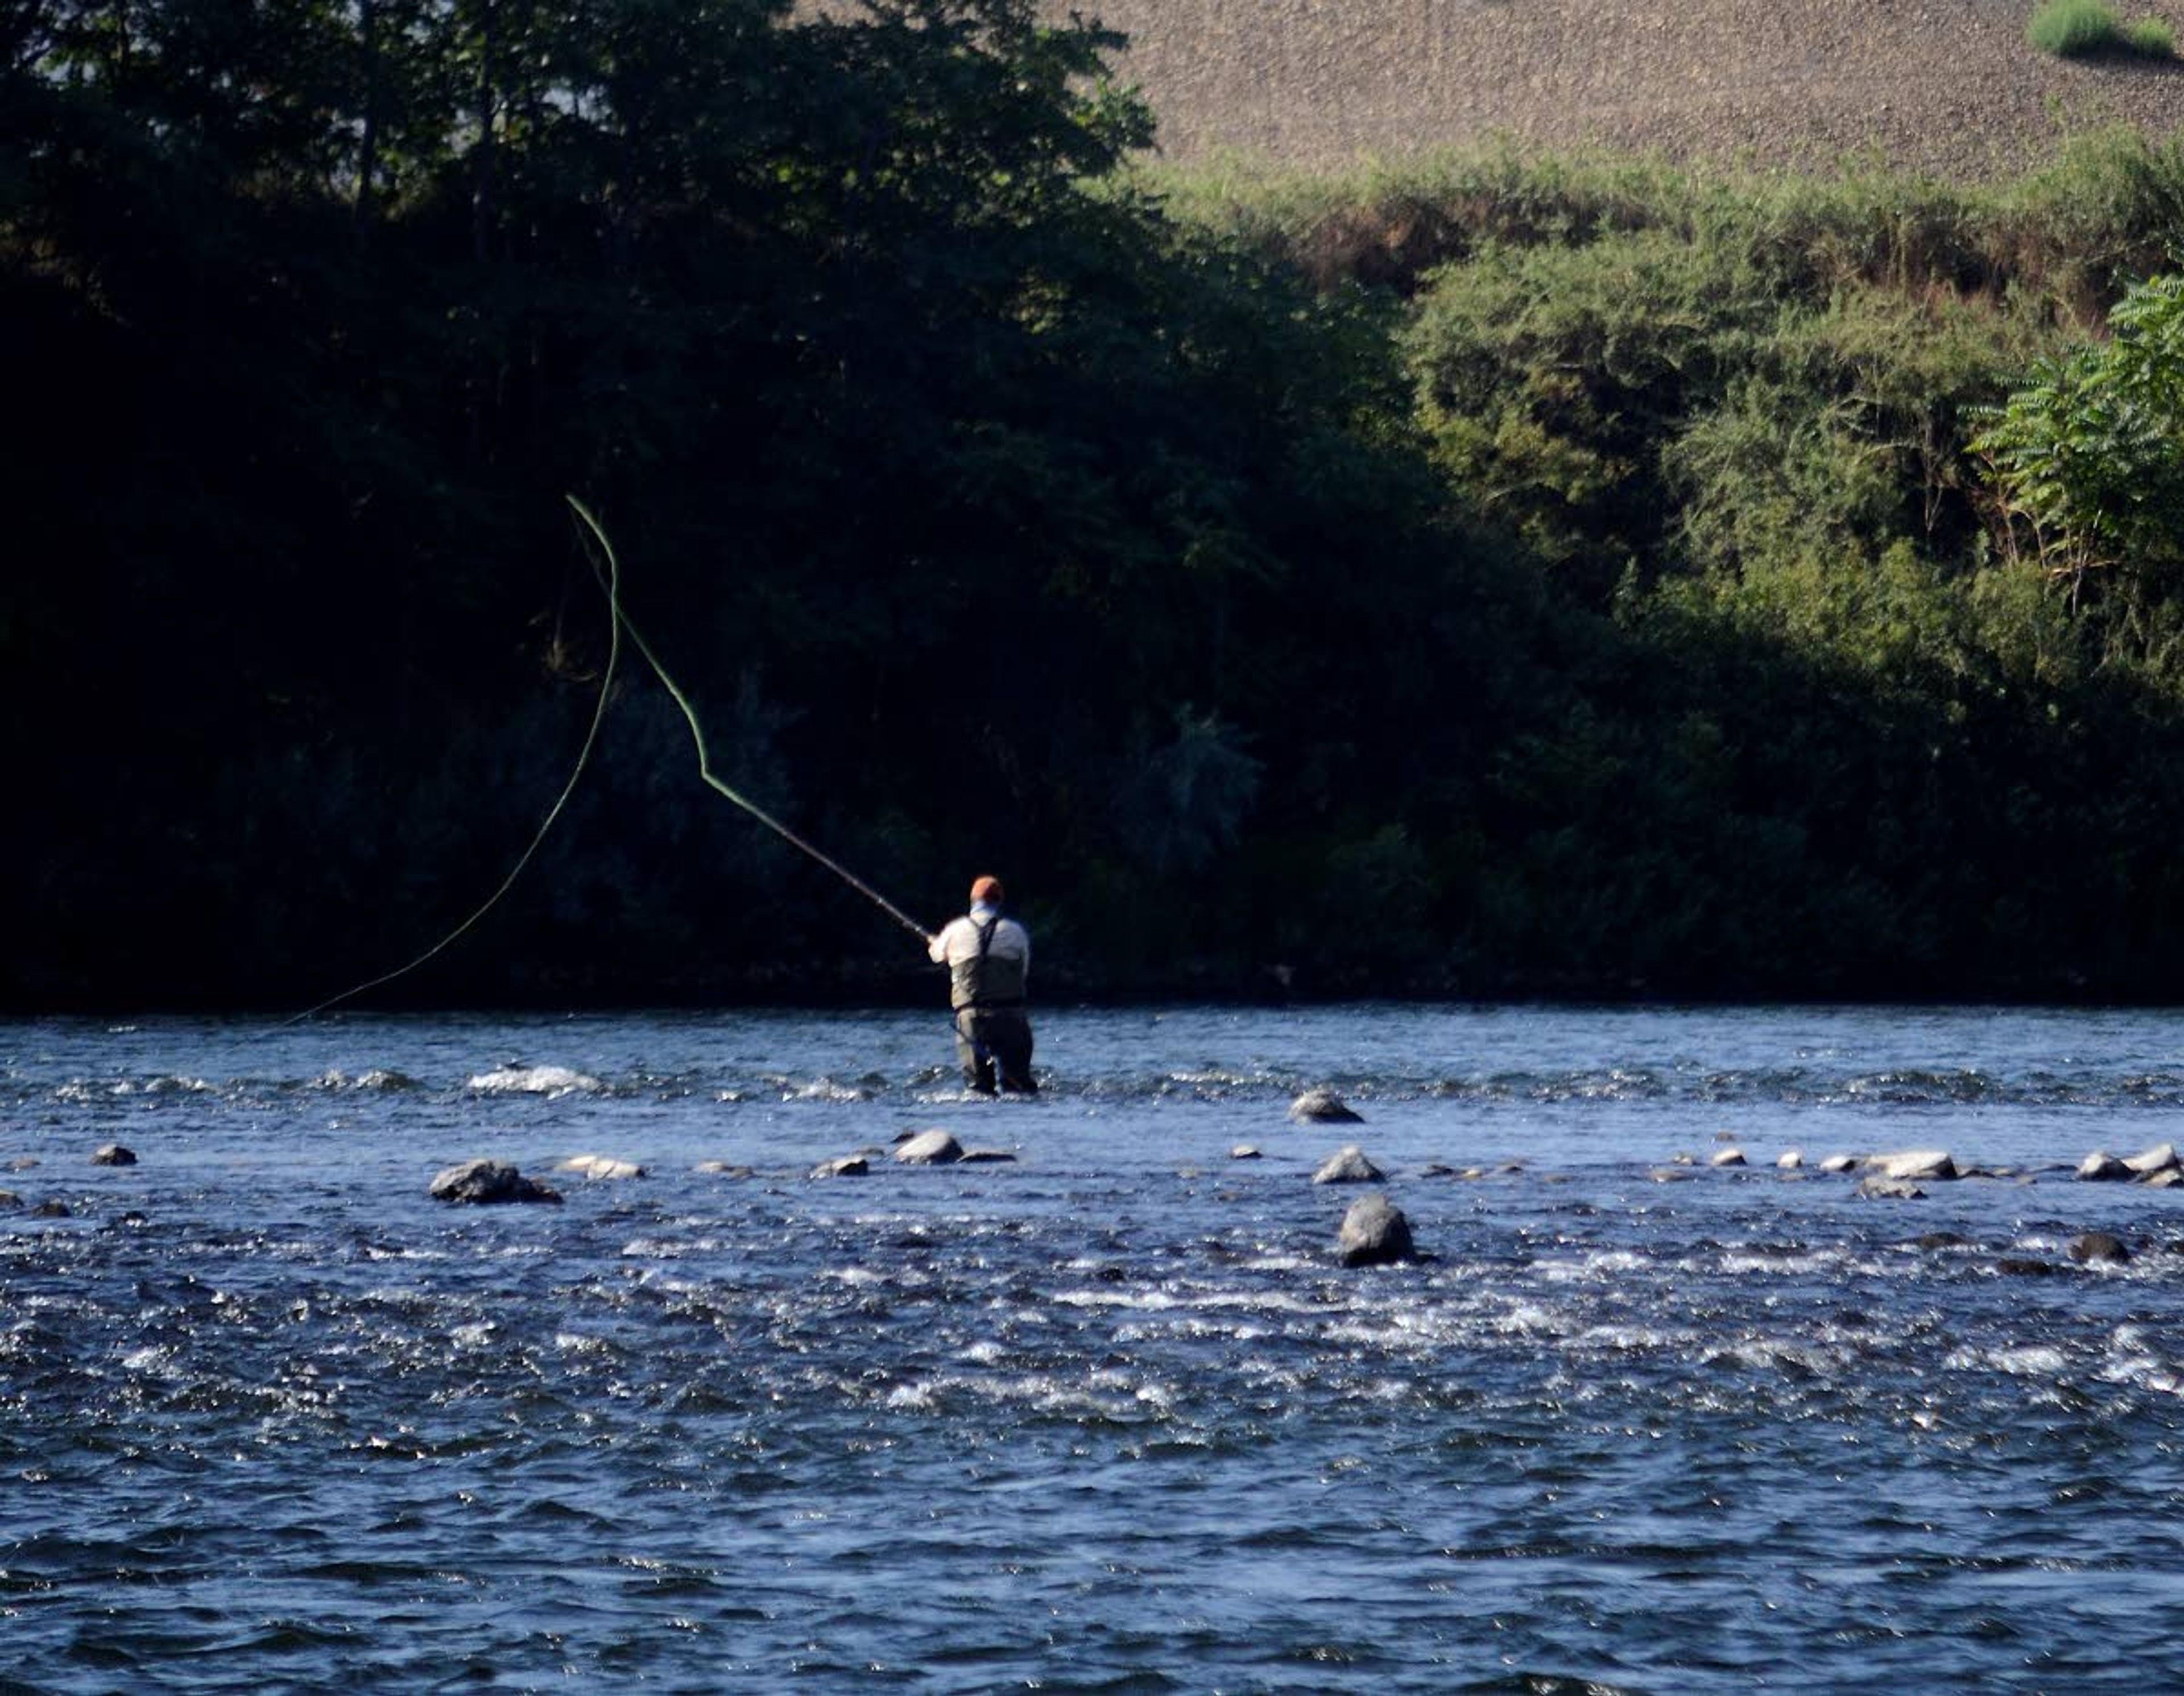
[2026,0,2176,57]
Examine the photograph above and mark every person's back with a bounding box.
[926,876,1036,1094]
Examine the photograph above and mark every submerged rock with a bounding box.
[1819,1155,1862,1174]
[558,1154,645,1180]
[957,1148,1018,1164]
[1337,1193,1417,1267]
[1996,1256,2061,1277]
[90,1143,137,1166]
[1289,1089,1363,1124]
[894,1130,964,1165]
[1710,1147,1747,1168]
[428,1159,564,1205]
[694,1161,753,1178]
[1231,1145,1263,1161]
[809,1156,869,1178]
[1312,1144,1384,1185]
[2070,1231,2132,1266]
[1856,1174,1926,1201]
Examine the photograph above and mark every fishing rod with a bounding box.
[568,497,933,944]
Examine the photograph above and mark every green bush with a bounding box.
[2030,0,2125,55]
[2027,0,2175,55]
[2122,15,2177,53]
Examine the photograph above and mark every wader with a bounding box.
[951,916,1036,1095]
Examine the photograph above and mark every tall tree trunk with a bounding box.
[351,0,380,247]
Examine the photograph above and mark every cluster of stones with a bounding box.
[1678,1140,2183,1199]
[2075,1144,2184,1187]
[1287,1089,1423,1268]
[809,1128,1020,1178]
[0,1144,142,1219]
[424,1125,1025,1203]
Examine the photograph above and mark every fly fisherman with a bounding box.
[926,875,1036,1095]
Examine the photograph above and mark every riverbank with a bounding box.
[1083,0,2184,180]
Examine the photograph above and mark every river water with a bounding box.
[3,1003,2182,1692]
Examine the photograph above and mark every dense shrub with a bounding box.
[2027,0,2175,56]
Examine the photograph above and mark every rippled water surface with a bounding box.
[5,1003,2184,1691]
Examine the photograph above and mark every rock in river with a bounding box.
[2070,1231,2132,1265]
[428,1159,563,1205]
[1289,1089,1363,1124]
[1868,1149,1956,1182]
[1312,1144,1385,1185]
[894,1130,965,1166]
[91,1143,137,1166]
[558,1154,644,1180]
[1338,1193,1417,1267]
[2077,1151,2134,1182]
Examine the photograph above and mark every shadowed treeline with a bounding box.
[5,1,2183,1008]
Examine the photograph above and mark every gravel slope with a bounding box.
[1078,0,2184,179]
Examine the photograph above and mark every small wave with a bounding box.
[308,1068,418,1093]
[1945,1343,2071,1378]
[768,1077,872,1103]
[466,1064,602,1096]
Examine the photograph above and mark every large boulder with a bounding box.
[428,1159,563,1205]
[1338,1193,1417,1267]
[2077,1151,2134,1182]
[1312,1144,1385,1185]
[1289,1089,1363,1124]
[2124,1143,2181,1177]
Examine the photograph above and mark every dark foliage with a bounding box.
[5,6,2183,1008]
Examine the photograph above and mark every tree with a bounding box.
[1976,270,2184,601]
